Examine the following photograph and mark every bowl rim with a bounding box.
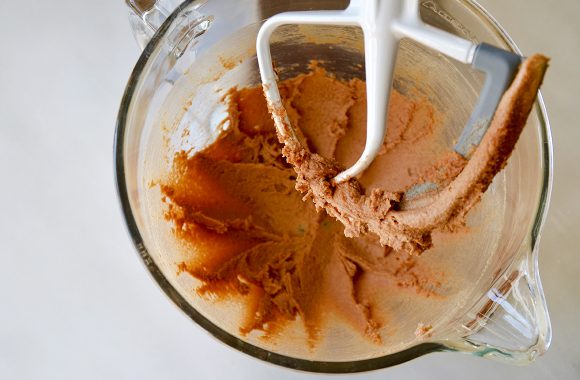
[114,0,553,373]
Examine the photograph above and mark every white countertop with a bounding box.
[1,1,578,378]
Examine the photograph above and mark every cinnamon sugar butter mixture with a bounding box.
[160,57,548,345]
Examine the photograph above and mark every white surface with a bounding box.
[0,1,578,379]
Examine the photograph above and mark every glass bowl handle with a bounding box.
[443,243,552,364]
[125,0,182,49]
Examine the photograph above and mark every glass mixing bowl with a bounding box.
[115,0,552,372]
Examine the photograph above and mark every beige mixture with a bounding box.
[159,55,548,346]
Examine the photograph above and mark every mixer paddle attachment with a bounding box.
[256,0,548,253]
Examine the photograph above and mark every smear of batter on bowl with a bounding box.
[160,66,458,345]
